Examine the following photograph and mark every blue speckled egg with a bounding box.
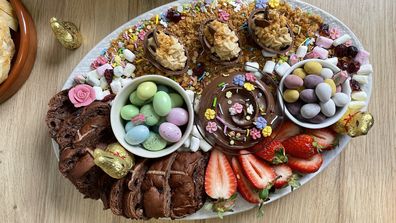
[125,125,150,145]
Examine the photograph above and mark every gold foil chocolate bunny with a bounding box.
[332,109,374,137]
[50,17,82,49]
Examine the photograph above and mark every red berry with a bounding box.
[347,61,361,74]
[334,45,348,57]
[320,24,330,36]
[350,79,361,91]
[337,59,349,71]
[166,8,182,23]
[347,46,359,58]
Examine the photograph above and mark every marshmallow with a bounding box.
[351,91,368,101]
[352,75,369,85]
[124,63,136,77]
[312,46,329,59]
[192,125,203,139]
[86,70,100,86]
[187,69,193,76]
[253,71,263,79]
[263,61,276,74]
[120,78,133,87]
[325,57,338,66]
[100,77,109,90]
[110,79,122,94]
[123,49,136,62]
[261,50,277,57]
[349,101,366,110]
[74,74,86,84]
[245,62,259,72]
[183,137,191,148]
[296,46,308,58]
[189,136,200,152]
[199,140,212,152]
[113,66,124,77]
[96,63,113,77]
[93,86,105,100]
[275,62,291,77]
[333,71,349,85]
[354,49,370,64]
[333,34,352,46]
[316,36,334,49]
[357,64,373,75]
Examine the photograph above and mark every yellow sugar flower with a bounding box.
[262,125,272,137]
[244,82,255,91]
[205,108,216,120]
[268,0,280,8]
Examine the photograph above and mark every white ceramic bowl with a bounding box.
[110,75,194,158]
[278,59,351,129]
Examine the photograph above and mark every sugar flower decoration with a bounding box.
[233,74,245,86]
[245,72,257,82]
[250,128,262,140]
[138,30,146,40]
[206,121,218,133]
[289,54,299,65]
[205,108,216,120]
[225,91,233,98]
[229,103,243,115]
[218,9,230,21]
[255,116,267,130]
[262,125,272,137]
[329,27,341,40]
[244,82,255,91]
[68,84,96,108]
[247,104,254,115]
[268,0,280,8]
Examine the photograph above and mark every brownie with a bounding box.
[109,178,126,216]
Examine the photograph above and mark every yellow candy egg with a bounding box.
[283,89,299,103]
[324,79,337,95]
[304,61,323,74]
[292,68,307,79]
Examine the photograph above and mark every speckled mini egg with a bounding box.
[304,61,323,74]
[125,125,150,145]
[125,121,135,132]
[304,75,324,89]
[137,81,157,100]
[300,89,318,103]
[129,91,146,106]
[292,68,307,79]
[159,122,182,143]
[332,92,350,107]
[120,104,139,120]
[284,75,304,89]
[300,103,321,119]
[320,68,334,79]
[283,89,300,103]
[315,83,332,102]
[140,104,160,126]
[142,132,167,151]
[153,91,172,116]
[166,108,189,126]
[320,99,336,117]
[169,93,184,108]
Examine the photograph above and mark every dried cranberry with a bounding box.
[337,59,349,70]
[166,8,182,23]
[350,79,361,91]
[334,45,348,57]
[104,69,113,85]
[347,61,361,74]
[320,23,330,35]
[347,46,359,58]
[193,63,205,76]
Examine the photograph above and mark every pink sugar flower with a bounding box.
[218,9,230,21]
[231,103,243,114]
[68,84,96,108]
[329,27,341,40]
[245,72,257,82]
[206,121,218,133]
[250,128,261,140]
[138,30,146,41]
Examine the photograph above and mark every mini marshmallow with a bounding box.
[74,74,86,84]
[189,136,200,152]
[253,71,263,79]
[333,34,352,46]
[110,79,122,94]
[263,61,276,74]
[199,140,212,152]
[124,63,136,77]
[261,50,277,57]
[312,46,329,59]
[349,101,366,110]
[296,46,308,58]
[320,68,334,79]
[123,49,136,62]
[351,91,368,101]
[100,77,109,90]
[86,70,100,86]
[352,75,369,85]
[96,63,113,77]
[113,66,124,77]
[183,137,191,148]
[93,86,105,100]
[316,36,334,49]
[354,49,370,64]
[325,57,338,66]
[275,62,291,77]
[245,62,259,72]
[193,96,200,113]
[357,64,373,75]
[120,78,133,87]
[333,70,349,85]
[192,125,203,139]
[187,69,193,76]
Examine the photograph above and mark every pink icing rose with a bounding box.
[68,84,96,108]
[206,121,218,133]
[250,128,261,140]
[329,27,341,40]
[245,73,257,82]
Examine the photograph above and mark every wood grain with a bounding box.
[0,0,395,222]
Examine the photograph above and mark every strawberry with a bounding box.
[271,120,301,142]
[231,157,261,204]
[305,128,338,150]
[238,151,277,190]
[283,134,320,159]
[273,164,301,190]
[254,140,288,164]
[204,149,237,218]
[287,154,323,174]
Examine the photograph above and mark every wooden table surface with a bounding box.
[0,0,394,222]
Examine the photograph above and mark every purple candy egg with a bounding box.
[166,108,189,126]
[159,122,182,143]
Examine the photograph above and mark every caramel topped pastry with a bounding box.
[144,29,189,75]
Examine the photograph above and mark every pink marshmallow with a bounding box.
[354,49,370,64]
[316,36,334,49]
[96,63,113,77]
[312,46,329,59]
[333,70,349,85]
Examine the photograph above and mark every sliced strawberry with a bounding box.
[273,164,301,190]
[305,128,338,150]
[287,154,323,174]
[254,140,288,164]
[231,157,261,204]
[238,151,277,189]
[283,134,320,159]
[271,120,301,142]
[205,149,237,200]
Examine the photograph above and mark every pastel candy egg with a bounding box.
[283,89,299,103]
[157,85,170,93]
[308,113,327,124]
[300,89,318,103]
[286,101,303,116]
[137,82,157,100]
[142,132,167,151]
[304,75,324,89]
[120,105,139,120]
[292,68,306,79]
[300,103,321,119]
[304,61,323,74]
[332,92,350,107]
[151,117,167,133]
[129,91,146,106]
[159,122,182,143]
[320,68,334,79]
[125,125,150,145]
[324,79,337,95]
[169,93,184,108]
[320,99,336,117]
[315,83,332,102]
[125,122,135,132]
[166,108,189,126]
[284,75,304,89]
[153,91,172,116]
[140,104,160,126]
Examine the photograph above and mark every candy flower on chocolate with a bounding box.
[68,84,96,108]
[205,108,216,120]
[206,121,218,133]
[262,125,272,137]
[233,74,245,86]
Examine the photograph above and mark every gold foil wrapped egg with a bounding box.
[50,17,82,49]
[93,143,134,179]
[332,109,374,137]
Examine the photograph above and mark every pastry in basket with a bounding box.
[0,0,17,84]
